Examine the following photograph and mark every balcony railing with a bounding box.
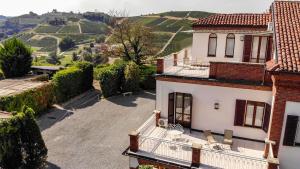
[128,112,278,169]
[139,135,192,163]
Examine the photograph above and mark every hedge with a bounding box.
[0,69,4,80]
[0,83,55,116]
[123,61,140,92]
[53,62,93,102]
[0,107,47,169]
[139,65,156,90]
[97,61,126,97]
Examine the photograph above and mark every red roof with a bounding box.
[194,13,272,27]
[273,1,300,73]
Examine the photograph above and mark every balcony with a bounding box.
[126,112,279,169]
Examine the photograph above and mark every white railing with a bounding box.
[201,147,268,169]
[137,114,156,136]
[139,135,193,162]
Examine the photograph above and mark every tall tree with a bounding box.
[110,19,155,65]
[0,37,32,78]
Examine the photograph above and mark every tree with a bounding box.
[110,16,155,65]
[59,37,75,51]
[95,35,106,43]
[122,61,140,92]
[46,52,60,65]
[0,37,32,78]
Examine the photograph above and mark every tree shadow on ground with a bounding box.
[107,90,156,107]
[45,162,61,169]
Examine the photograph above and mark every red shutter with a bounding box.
[234,100,246,126]
[168,93,175,124]
[243,35,253,62]
[283,115,299,146]
[266,37,273,62]
[263,104,271,132]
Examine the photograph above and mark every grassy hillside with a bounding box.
[158,11,213,18]
[27,36,57,52]
[34,25,62,33]
[58,24,80,33]
[80,21,109,34]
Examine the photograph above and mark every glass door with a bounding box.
[175,93,192,128]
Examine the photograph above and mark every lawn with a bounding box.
[80,21,109,34]
[58,24,80,34]
[159,32,193,57]
[35,25,62,33]
[27,37,57,52]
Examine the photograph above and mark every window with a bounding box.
[208,33,217,57]
[244,101,266,128]
[225,33,235,57]
[250,36,268,63]
[283,115,300,147]
[234,100,271,132]
[168,92,192,128]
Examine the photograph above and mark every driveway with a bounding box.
[39,90,155,169]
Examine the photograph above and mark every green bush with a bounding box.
[0,83,55,116]
[0,38,32,78]
[0,69,5,80]
[0,107,47,169]
[140,65,156,90]
[75,62,94,91]
[59,36,75,51]
[123,61,140,92]
[98,61,126,97]
[53,62,93,102]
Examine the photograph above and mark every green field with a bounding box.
[27,37,57,52]
[16,33,35,42]
[56,34,96,44]
[80,21,109,34]
[58,24,80,33]
[34,25,62,33]
[159,11,190,18]
[152,32,173,49]
[160,32,193,56]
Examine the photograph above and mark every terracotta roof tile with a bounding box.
[194,13,272,27]
[273,1,300,72]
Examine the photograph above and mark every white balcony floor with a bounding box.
[163,65,210,78]
[138,127,267,169]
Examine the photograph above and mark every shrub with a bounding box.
[0,107,47,169]
[0,38,32,78]
[98,61,126,97]
[139,65,156,90]
[123,61,140,92]
[52,62,93,102]
[0,69,5,80]
[0,83,55,116]
[59,36,75,51]
[46,51,61,65]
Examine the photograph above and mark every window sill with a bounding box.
[225,55,234,58]
[207,55,216,57]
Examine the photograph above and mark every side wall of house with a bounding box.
[191,32,245,63]
[156,80,272,141]
[278,101,300,169]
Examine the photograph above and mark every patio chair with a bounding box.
[204,130,217,144]
[223,129,233,146]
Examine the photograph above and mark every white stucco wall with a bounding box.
[191,32,245,63]
[156,80,273,141]
[278,101,300,169]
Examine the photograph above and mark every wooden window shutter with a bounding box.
[266,37,273,62]
[168,93,175,124]
[283,115,299,146]
[234,100,246,126]
[242,35,253,62]
[263,103,271,132]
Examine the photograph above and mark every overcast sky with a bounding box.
[1,0,274,16]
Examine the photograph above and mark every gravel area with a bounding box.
[39,90,155,169]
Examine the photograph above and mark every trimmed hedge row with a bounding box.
[52,62,93,102]
[0,107,47,169]
[97,60,126,97]
[97,61,156,98]
[0,82,55,116]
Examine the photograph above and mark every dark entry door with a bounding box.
[168,92,192,128]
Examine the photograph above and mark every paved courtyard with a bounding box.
[39,90,155,169]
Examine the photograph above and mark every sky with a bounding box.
[0,0,274,17]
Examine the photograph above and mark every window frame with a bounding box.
[250,36,268,63]
[207,33,217,57]
[174,92,192,128]
[243,101,266,128]
[225,33,235,58]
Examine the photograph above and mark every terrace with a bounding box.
[126,112,279,169]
